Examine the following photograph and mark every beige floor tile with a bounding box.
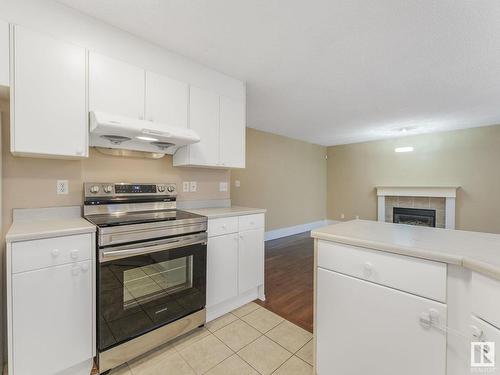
[237,336,292,375]
[296,339,313,366]
[205,354,259,375]
[206,313,239,333]
[273,356,313,375]
[129,348,194,375]
[232,302,261,317]
[172,327,211,351]
[241,307,284,333]
[109,363,133,375]
[214,319,262,351]
[266,321,313,353]
[178,334,233,374]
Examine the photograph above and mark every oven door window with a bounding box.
[98,242,206,351]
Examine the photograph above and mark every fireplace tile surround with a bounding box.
[385,196,445,228]
[376,186,459,229]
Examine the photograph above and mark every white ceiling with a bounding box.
[57,0,500,146]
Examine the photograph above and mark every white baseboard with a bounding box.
[265,220,338,241]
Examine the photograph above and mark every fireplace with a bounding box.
[393,207,436,227]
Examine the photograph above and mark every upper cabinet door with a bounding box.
[89,52,145,119]
[145,71,188,127]
[12,26,87,158]
[188,86,220,166]
[0,19,9,86]
[220,95,245,168]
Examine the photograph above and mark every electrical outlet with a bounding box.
[190,181,197,192]
[219,182,228,192]
[183,181,190,193]
[56,180,69,195]
[234,180,241,188]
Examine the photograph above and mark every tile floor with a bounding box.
[105,302,313,375]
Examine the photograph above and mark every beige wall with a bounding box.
[0,99,230,234]
[327,124,500,234]
[231,128,327,231]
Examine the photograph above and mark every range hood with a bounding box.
[89,111,200,155]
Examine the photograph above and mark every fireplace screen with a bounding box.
[393,207,436,227]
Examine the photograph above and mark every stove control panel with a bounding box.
[84,183,176,197]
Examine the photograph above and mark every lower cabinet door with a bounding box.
[238,229,264,294]
[12,261,92,375]
[317,268,447,375]
[207,234,238,307]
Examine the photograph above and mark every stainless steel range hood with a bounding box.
[89,111,200,155]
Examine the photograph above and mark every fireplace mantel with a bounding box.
[376,186,460,229]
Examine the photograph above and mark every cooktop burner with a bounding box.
[85,209,204,227]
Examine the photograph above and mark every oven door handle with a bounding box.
[100,233,207,262]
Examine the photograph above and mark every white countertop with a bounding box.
[311,219,500,280]
[185,206,266,219]
[6,206,96,242]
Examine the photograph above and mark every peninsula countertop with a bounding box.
[185,206,266,219]
[311,219,500,280]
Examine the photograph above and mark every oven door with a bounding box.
[97,232,207,352]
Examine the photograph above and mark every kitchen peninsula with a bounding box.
[311,219,500,375]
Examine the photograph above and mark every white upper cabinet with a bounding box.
[174,87,246,168]
[175,86,220,166]
[0,19,9,86]
[220,95,245,168]
[89,52,145,119]
[11,26,88,158]
[145,71,188,127]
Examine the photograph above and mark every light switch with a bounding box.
[190,181,197,192]
[183,182,190,193]
[235,180,241,187]
[219,182,228,192]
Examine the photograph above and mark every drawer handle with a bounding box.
[419,308,439,329]
[51,249,60,257]
[70,249,79,260]
[363,262,373,275]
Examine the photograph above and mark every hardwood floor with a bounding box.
[255,231,314,333]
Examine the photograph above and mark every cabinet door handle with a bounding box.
[51,249,60,257]
[81,263,89,272]
[471,325,484,340]
[419,308,439,329]
[363,261,373,275]
[70,249,79,260]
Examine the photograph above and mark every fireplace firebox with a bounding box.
[393,207,436,227]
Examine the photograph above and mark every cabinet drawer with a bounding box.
[317,240,447,302]
[11,234,92,273]
[208,217,238,237]
[238,214,264,232]
[471,272,500,328]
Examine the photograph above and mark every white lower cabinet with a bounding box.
[206,213,265,320]
[316,268,447,375]
[207,233,239,307]
[7,234,95,375]
[238,229,264,294]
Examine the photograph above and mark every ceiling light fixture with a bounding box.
[395,146,414,153]
[136,136,159,142]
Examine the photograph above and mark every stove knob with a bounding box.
[103,185,113,194]
[167,185,175,193]
[157,185,166,192]
[90,185,100,194]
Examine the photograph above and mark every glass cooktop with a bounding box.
[85,209,205,227]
